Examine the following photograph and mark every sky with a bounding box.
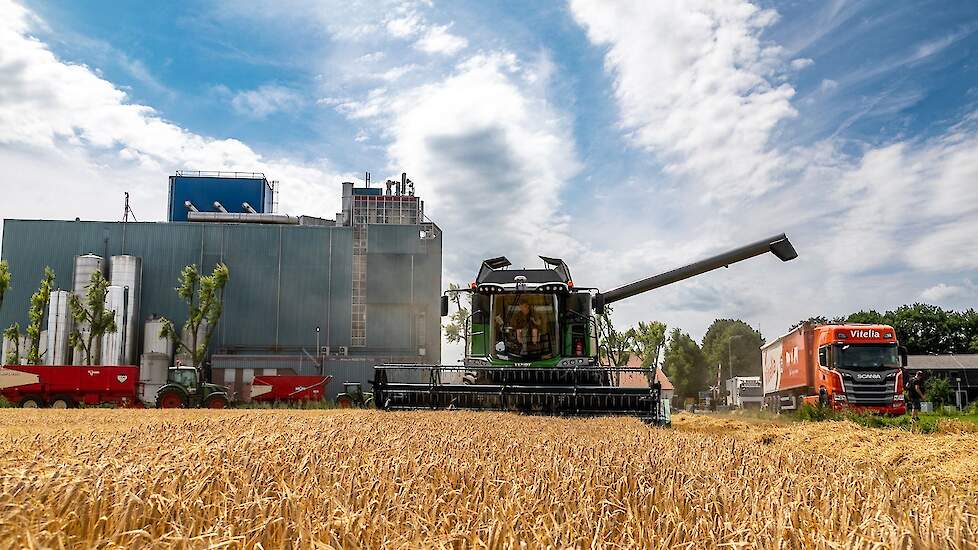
[1,0,977,360]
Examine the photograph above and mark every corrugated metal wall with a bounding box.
[0,218,442,391]
[0,220,354,354]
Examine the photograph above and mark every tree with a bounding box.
[595,305,633,366]
[924,377,953,407]
[68,271,118,366]
[846,310,885,324]
[628,321,666,367]
[160,263,230,369]
[701,319,764,380]
[3,322,20,364]
[442,283,469,344]
[26,267,55,364]
[661,328,711,399]
[0,260,10,312]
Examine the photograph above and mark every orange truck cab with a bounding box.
[761,323,908,415]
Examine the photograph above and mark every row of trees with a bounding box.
[660,319,764,399]
[795,303,978,355]
[0,261,228,370]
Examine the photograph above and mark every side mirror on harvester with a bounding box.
[440,295,449,317]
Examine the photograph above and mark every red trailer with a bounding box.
[0,364,140,408]
[248,375,331,404]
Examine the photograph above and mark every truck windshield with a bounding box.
[834,344,899,368]
[491,293,558,361]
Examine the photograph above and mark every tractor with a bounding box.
[372,234,798,425]
[156,366,233,409]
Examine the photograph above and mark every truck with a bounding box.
[725,376,762,409]
[761,323,907,415]
[0,364,140,408]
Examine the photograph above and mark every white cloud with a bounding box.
[386,12,424,38]
[789,58,814,70]
[231,84,305,118]
[920,283,970,303]
[570,0,796,200]
[0,0,342,230]
[568,0,978,341]
[382,52,581,271]
[415,24,468,56]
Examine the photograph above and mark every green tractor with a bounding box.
[156,366,233,409]
[335,382,374,408]
[373,234,798,425]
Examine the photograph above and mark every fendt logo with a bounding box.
[850,329,881,339]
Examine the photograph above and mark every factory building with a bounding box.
[0,171,441,399]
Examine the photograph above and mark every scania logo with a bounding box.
[850,329,881,338]
[855,372,883,380]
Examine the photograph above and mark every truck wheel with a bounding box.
[20,397,44,408]
[157,391,187,409]
[50,397,75,409]
[204,396,229,409]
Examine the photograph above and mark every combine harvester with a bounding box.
[373,234,798,424]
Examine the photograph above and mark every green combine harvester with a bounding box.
[372,234,797,424]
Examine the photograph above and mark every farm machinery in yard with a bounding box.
[373,234,798,425]
[156,366,233,408]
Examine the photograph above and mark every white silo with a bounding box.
[71,254,103,365]
[99,286,126,365]
[46,290,71,365]
[139,352,171,406]
[109,255,142,365]
[143,316,173,360]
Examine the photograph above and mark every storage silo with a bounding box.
[72,254,103,365]
[109,255,142,364]
[143,316,173,360]
[73,254,103,294]
[139,352,170,406]
[45,290,71,365]
[99,286,126,365]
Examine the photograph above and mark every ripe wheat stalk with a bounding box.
[0,409,974,549]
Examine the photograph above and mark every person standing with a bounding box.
[906,371,926,421]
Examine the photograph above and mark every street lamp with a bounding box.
[315,326,321,372]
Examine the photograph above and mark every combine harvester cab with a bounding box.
[374,234,798,425]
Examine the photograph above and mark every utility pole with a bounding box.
[728,334,743,406]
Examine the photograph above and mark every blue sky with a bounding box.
[2,0,977,355]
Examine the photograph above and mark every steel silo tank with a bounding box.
[99,285,126,365]
[71,254,103,365]
[45,290,72,365]
[139,352,171,406]
[143,316,173,361]
[109,255,142,365]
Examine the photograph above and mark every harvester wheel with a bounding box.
[50,397,75,409]
[336,395,353,408]
[20,396,44,408]
[204,396,229,409]
[157,391,187,409]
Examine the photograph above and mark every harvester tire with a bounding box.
[204,396,229,409]
[50,396,75,409]
[336,395,353,408]
[157,391,187,409]
[20,396,44,408]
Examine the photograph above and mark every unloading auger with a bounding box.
[372,234,797,425]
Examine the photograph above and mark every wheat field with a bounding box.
[0,410,975,549]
